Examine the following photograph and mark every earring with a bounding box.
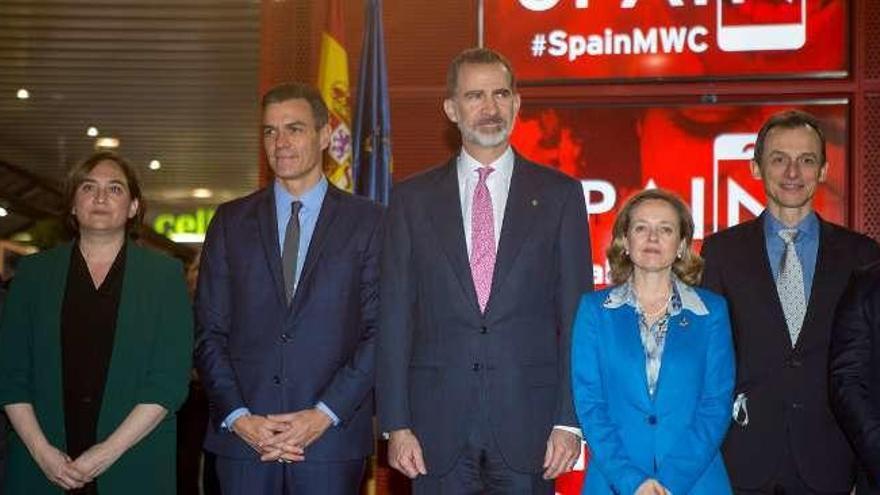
[676,251,683,259]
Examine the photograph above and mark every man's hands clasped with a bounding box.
[231,408,333,463]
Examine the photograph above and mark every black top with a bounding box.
[61,242,126,495]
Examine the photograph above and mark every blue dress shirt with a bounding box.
[223,176,340,430]
[763,211,819,301]
[273,177,328,289]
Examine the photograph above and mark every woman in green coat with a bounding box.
[0,151,193,494]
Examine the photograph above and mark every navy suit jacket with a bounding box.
[702,213,880,492]
[195,183,382,461]
[830,260,880,493]
[377,154,593,475]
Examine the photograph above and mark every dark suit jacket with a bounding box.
[830,260,880,493]
[377,154,593,475]
[0,243,193,495]
[0,279,7,495]
[701,212,880,492]
[195,183,382,462]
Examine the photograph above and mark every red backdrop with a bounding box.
[512,100,849,287]
[485,0,849,82]
[512,99,848,492]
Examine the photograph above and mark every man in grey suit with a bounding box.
[377,47,593,494]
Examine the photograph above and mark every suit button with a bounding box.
[480,326,488,334]
[280,333,291,343]
[472,363,481,371]
[787,358,802,368]
[791,402,802,410]
[272,375,281,385]
[646,415,657,425]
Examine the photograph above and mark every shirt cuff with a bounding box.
[315,401,340,426]
[553,425,583,438]
[222,407,251,432]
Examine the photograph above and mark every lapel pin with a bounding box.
[679,316,689,328]
[531,199,538,207]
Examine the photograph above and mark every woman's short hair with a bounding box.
[64,150,145,234]
[606,188,703,286]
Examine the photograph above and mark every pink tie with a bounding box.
[470,166,495,313]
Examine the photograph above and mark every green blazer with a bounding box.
[0,242,193,494]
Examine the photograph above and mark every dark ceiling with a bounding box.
[0,0,262,237]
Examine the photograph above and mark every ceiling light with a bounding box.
[16,88,29,100]
[149,159,161,170]
[0,206,7,217]
[95,137,120,149]
[86,126,99,137]
[192,188,213,199]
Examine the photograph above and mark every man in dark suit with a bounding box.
[377,47,593,494]
[0,275,7,495]
[702,110,880,494]
[830,260,880,494]
[195,82,382,494]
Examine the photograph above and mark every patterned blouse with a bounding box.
[603,275,709,398]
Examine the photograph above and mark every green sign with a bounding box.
[153,208,215,238]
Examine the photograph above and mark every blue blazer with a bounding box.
[194,183,382,462]
[571,284,734,495]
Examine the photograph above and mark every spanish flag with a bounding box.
[317,0,353,192]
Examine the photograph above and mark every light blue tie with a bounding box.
[777,228,806,347]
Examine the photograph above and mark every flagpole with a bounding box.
[477,0,485,47]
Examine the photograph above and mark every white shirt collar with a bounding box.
[456,146,515,181]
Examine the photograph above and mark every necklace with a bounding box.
[641,300,669,320]
[634,284,671,320]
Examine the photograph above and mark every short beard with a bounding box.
[458,119,511,148]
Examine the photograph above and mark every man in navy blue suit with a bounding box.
[377,48,593,494]
[702,110,880,494]
[831,260,880,494]
[195,82,382,494]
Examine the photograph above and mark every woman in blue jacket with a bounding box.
[572,189,734,495]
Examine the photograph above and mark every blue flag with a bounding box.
[352,0,392,205]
